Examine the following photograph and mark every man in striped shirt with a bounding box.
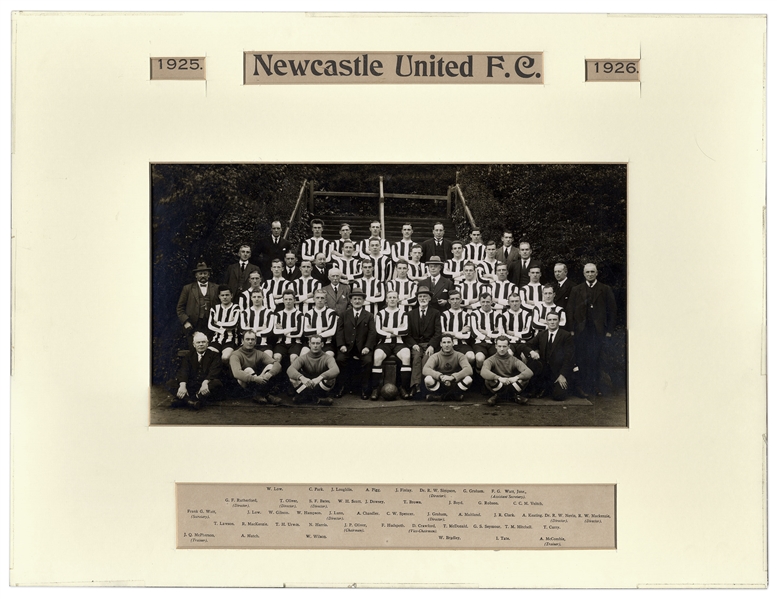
[208,284,241,365]
[358,221,391,258]
[477,240,502,283]
[520,265,544,311]
[273,289,305,368]
[443,240,467,283]
[302,219,331,262]
[391,223,415,263]
[422,334,474,402]
[262,259,293,312]
[481,336,533,406]
[287,335,340,406]
[371,290,412,400]
[490,264,519,312]
[238,270,265,312]
[330,223,354,259]
[471,292,502,371]
[440,290,475,367]
[463,228,486,263]
[352,258,385,314]
[366,238,394,282]
[303,289,339,356]
[293,260,321,314]
[331,240,362,284]
[387,260,418,311]
[531,284,567,333]
[457,262,487,311]
[240,290,276,354]
[499,293,534,356]
[407,245,428,282]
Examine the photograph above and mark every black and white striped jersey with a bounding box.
[262,277,293,312]
[208,303,240,344]
[303,307,339,342]
[499,308,534,342]
[470,308,501,343]
[375,307,408,343]
[302,236,331,262]
[273,308,304,344]
[240,307,275,345]
[292,276,321,314]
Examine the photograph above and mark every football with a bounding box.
[380,383,400,401]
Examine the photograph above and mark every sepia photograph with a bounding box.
[151,163,627,426]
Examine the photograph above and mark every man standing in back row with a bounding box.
[566,263,617,397]
[421,222,453,262]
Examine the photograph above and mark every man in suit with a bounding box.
[566,263,617,396]
[405,286,442,398]
[322,268,350,318]
[311,252,331,286]
[223,244,261,297]
[282,251,302,282]
[416,256,455,311]
[176,261,220,345]
[495,231,521,272]
[552,262,574,311]
[525,313,575,401]
[254,220,291,280]
[421,222,453,262]
[169,331,223,410]
[334,289,377,399]
[509,241,541,287]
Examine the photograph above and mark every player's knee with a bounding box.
[398,348,410,364]
[466,351,475,363]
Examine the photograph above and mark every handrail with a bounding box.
[378,176,386,238]
[455,184,477,230]
[284,179,308,240]
[310,190,448,201]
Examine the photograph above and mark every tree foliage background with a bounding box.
[152,163,626,384]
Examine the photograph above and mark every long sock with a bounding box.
[400,366,411,390]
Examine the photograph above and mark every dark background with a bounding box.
[152,163,626,384]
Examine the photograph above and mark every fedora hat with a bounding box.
[426,255,444,265]
[192,261,212,273]
[416,286,433,298]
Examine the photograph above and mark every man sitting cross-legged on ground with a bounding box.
[170,331,223,411]
[229,330,283,405]
[524,312,575,401]
[334,288,377,399]
[422,333,474,402]
[287,334,340,406]
[481,335,534,406]
[370,290,412,400]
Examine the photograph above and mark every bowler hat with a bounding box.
[192,261,212,273]
[349,288,366,299]
[426,256,444,265]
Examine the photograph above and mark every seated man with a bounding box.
[351,258,385,314]
[481,335,534,406]
[302,288,339,356]
[170,331,223,411]
[422,333,474,402]
[273,289,305,368]
[405,286,442,398]
[229,330,283,405]
[334,288,377,399]
[525,312,574,401]
[440,290,475,367]
[471,292,501,374]
[287,334,340,406]
[240,290,275,354]
[371,290,412,400]
[207,284,241,365]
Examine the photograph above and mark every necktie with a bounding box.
[505,247,509,258]
[523,260,527,270]
[197,353,203,363]
[421,310,426,320]
[354,311,360,319]
[240,262,246,272]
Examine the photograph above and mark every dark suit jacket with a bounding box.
[405,306,442,351]
[224,262,261,297]
[495,245,522,271]
[528,328,574,381]
[335,308,377,353]
[311,265,331,286]
[322,284,351,318]
[416,275,456,311]
[552,278,574,310]
[254,236,291,279]
[176,282,220,328]
[421,238,453,262]
[282,266,302,281]
[567,281,617,337]
[176,347,223,384]
[508,257,541,287]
